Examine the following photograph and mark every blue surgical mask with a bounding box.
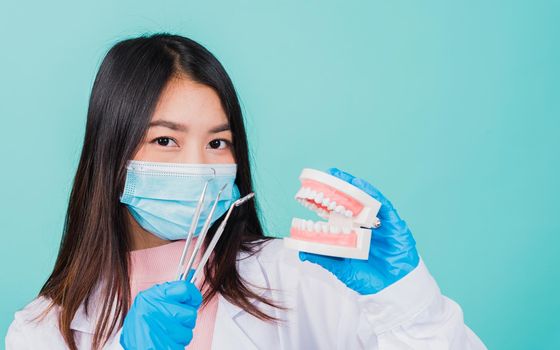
[120,160,240,241]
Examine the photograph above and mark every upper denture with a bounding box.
[297,179,364,217]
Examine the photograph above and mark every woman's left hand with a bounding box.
[299,167,420,295]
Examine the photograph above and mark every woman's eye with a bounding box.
[207,139,230,150]
[151,137,178,147]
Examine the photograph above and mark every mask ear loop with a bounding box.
[175,168,216,280]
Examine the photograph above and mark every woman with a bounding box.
[5,33,487,349]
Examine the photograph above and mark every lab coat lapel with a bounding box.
[212,250,281,350]
[70,279,118,335]
[211,295,259,350]
[70,304,95,334]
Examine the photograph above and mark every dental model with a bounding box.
[283,168,382,259]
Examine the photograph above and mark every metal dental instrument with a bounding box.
[189,192,255,284]
[175,169,216,280]
[179,183,228,281]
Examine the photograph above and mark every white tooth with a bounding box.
[342,227,351,234]
[291,218,298,227]
[335,205,344,213]
[313,222,322,232]
[344,209,353,217]
[314,192,324,204]
[328,201,337,210]
[329,225,341,234]
[299,220,305,230]
[309,190,317,199]
[321,223,328,233]
[322,198,330,206]
[306,220,314,231]
[296,188,306,198]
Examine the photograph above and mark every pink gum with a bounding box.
[301,179,364,215]
[290,227,357,247]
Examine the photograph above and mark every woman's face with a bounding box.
[133,77,235,164]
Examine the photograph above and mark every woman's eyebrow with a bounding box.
[149,120,188,132]
[149,120,230,134]
[208,123,230,134]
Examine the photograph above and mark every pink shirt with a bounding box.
[128,238,218,349]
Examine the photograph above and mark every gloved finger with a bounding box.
[176,268,196,282]
[327,168,399,222]
[299,251,345,275]
[349,177,402,222]
[185,268,195,282]
[148,310,194,347]
[162,280,203,307]
[349,177,393,210]
[327,167,356,184]
[165,303,198,328]
[371,229,416,254]
[173,328,193,348]
[121,331,168,350]
[155,300,199,329]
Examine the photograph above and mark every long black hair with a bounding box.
[39,33,279,350]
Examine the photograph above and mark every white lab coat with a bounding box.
[6,238,487,349]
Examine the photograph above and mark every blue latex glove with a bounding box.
[299,167,420,295]
[120,272,203,350]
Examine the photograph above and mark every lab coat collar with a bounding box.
[69,241,274,349]
[212,243,282,350]
[70,278,118,334]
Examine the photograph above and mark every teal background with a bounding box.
[1,1,559,349]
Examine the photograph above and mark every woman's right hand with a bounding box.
[120,278,203,350]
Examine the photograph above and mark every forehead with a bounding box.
[151,77,228,126]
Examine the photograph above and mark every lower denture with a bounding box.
[290,227,357,247]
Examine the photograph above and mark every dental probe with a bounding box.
[176,179,212,280]
[190,193,255,284]
[179,183,228,280]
